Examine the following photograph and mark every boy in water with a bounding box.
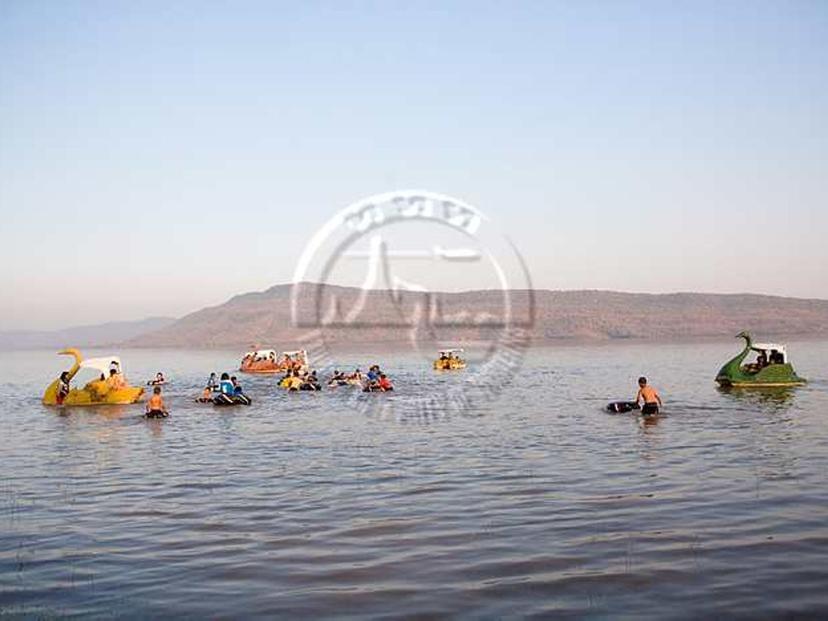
[146,386,169,418]
[207,372,218,390]
[635,376,663,415]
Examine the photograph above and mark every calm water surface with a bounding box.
[1,341,827,618]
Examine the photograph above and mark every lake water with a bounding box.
[1,340,827,618]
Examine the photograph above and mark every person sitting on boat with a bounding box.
[207,372,219,391]
[348,368,363,382]
[635,376,662,416]
[366,365,381,383]
[218,373,234,395]
[145,386,169,418]
[228,375,252,404]
[746,351,767,373]
[378,373,393,391]
[769,350,784,365]
[106,368,125,391]
[328,370,345,386]
[211,372,236,404]
[196,386,214,403]
[57,371,71,405]
[109,360,121,375]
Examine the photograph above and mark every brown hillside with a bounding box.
[130,284,828,348]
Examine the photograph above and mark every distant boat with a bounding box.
[433,348,466,371]
[715,331,806,387]
[239,348,309,374]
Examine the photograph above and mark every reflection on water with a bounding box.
[0,342,827,618]
[717,385,798,409]
[716,386,801,481]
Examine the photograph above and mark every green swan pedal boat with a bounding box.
[715,331,806,388]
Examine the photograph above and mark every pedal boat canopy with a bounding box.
[81,356,124,375]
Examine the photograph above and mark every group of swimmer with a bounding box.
[55,360,396,417]
[195,372,251,405]
[278,364,393,392]
[142,371,171,417]
[179,364,395,411]
[279,368,321,391]
[51,354,657,418]
[328,365,394,391]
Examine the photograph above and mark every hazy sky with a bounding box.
[1,1,826,329]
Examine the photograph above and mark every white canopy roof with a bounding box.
[439,348,464,354]
[751,343,786,352]
[244,349,307,358]
[750,343,787,362]
[81,356,122,374]
[245,349,277,357]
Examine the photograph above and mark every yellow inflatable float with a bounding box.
[433,349,467,371]
[42,348,144,406]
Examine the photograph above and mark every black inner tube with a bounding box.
[606,401,640,413]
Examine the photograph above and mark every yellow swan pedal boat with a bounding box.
[432,349,467,371]
[43,348,144,406]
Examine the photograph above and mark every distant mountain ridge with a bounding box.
[0,317,176,351]
[128,284,828,348]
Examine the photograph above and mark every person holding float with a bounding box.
[147,372,166,386]
[635,377,663,416]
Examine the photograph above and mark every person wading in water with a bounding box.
[635,376,663,416]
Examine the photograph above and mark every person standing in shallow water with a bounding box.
[635,376,662,415]
[145,386,169,418]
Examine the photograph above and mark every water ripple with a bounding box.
[1,343,828,617]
